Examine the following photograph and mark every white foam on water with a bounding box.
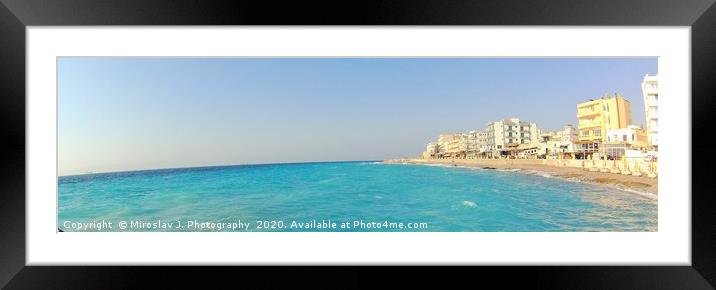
[442,164,486,171]
[397,162,488,171]
[399,162,658,200]
[420,163,457,168]
[529,171,658,200]
[612,186,658,200]
[523,170,553,178]
[462,200,477,207]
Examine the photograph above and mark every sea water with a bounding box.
[58,161,657,232]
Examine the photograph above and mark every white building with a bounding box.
[466,130,488,158]
[604,125,649,159]
[555,124,578,143]
[437,134,456,157]
[641,74,658,148]
[423,142,439,159]
[606,125,648,147]
[539,125,578,158]
[485,118,540,158]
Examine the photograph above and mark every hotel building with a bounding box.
[433,133,467,158]
[447,133,468,158]
[576,94,632,158]
[485,118,540,158]
[466,130,488,159]
[423,142,439,159]
[641,74,659,148]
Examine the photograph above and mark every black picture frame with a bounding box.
[1,0,715,288]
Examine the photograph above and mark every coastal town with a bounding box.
[58,58,660,235]
[392,74,660,194]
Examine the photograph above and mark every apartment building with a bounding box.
[641,74,659,148]
[576,94,632,158]
[485,118,540,158]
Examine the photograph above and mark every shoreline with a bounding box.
[385,158,658,199]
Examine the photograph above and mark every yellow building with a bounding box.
[437,133,467,158]
[576,94,632,143]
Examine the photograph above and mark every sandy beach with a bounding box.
[385,158,658,198]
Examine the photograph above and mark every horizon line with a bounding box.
[58,159,385,178]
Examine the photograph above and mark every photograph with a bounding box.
[57,57,659,232]
[3,0,714,286]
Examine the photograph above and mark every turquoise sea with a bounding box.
[58,161,657,232]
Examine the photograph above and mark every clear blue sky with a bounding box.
[58,57,657,175]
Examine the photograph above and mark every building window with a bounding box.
[581,130,589,137]
[622,135,627,142]
[593,129,601,137]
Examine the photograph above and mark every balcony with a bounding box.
[579,135,603,142]
[577,109,601,118]
[643,87,658,95]
[578,121,602,129]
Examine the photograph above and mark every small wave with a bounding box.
[421,163,457,168]
[401,163,489,172]
[462,200,477,207]
[612,186,658,200]
[450,165,484,171]
[427,164,487,171]
[496,168,521,172]
[541,174,658,200]
[523,170,552,178]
